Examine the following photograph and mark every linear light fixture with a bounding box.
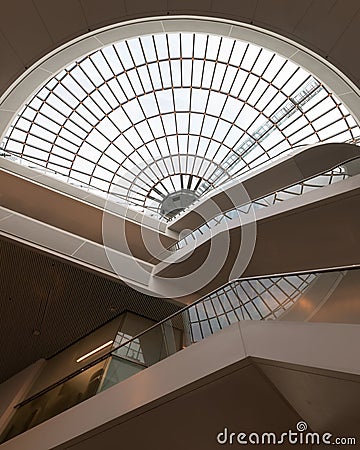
[76,340,114,363]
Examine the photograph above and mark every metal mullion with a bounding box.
[162,172,177,195]
[199,49,248,178]
[143,177,165,195]
[236,47,257,99]
[151,36,165,91]
[276,106,310,136]
[252,79,279,112]
[76,60,104,95]
[230,137,282,177]
[189,35,210,175]
[199,35,209,88]
[7,151,71,177]
[239,47,264,101]
[120,157,159,194]
[180,33,184,88]
[59,72,87,105]
[255,286,275,314]
[231,42,251,99]
[257,52,277,83]
[126,42,174,191]
[257,84,287,119]
[107,51,164,176]
[200,66,267,175]
[125,40,147,93]
[115,39,171,187]
[223,110,266,166]
[263,285,285,308]
[17,116,58,142]
[202,109,249,189]
[26,106,100,165]
[49,89,111,173]
[139,38,174,175]
[288,73,312,99]
[132,177,159,198]
[288,128,318,148]
[20,88,55,160]
[108,45,132,103]
[19,117,87,168]
[3,152,43,172]
[99,47,137,105]
[5,146,47,163]
[141,107,239,134]
[190,38,221,175]
[29,90,71,167]
[138,151,229,182]
[198,59,238,171]
[282,115,318,140]
[125,142,171,196]
[337,106,354,139]
[47,84,84,116]
[226,285,245,321]
[87,56,115,111]
[185,34,196,174]
[66,71,88,101]
[204,299,221,332]
[277,278,304,300]
[233,96,289,149]
[104,184,142,202]
[315,121,351,143]
[202,74,278,186]
[123,158,168,199]
[20,129,76,162]
[222,289,240,321]
[249,294,266,319]
[193,304,205,340]
[277,65,302,96]
[253,61,289,117]
[270,59,295,92]
[115,110,161,190]
[310,104,343,131]
[240,301,253,319]
[198,105,231,178]
[200,298,214,334]
[55,90,99,133]
[164,34,180,177]
[302,93,338,137]
[274,77,315,134]
[41,94,90,136]
[218,39,237,93]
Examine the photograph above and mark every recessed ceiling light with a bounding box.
[76,340,114,363]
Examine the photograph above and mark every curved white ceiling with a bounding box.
[1,31,360,217]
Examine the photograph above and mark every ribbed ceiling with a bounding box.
[0,236,180,383]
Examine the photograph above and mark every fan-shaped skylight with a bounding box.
[1,32,359,218]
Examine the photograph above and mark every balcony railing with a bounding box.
[2,264,360,443]
[169,155,360,252]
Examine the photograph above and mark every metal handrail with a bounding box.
[16,262,360,408]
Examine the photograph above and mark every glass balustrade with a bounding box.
[169,155,360,252]
[2,265,360,442]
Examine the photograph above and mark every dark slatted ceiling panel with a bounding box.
[0,237,180,383]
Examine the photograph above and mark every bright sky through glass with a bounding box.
[1,32,359,218]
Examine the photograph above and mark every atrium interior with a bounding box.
[1,2,360,449]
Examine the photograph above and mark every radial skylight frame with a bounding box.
[1,17,360,220]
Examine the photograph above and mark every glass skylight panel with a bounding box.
[2,32,359,217]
